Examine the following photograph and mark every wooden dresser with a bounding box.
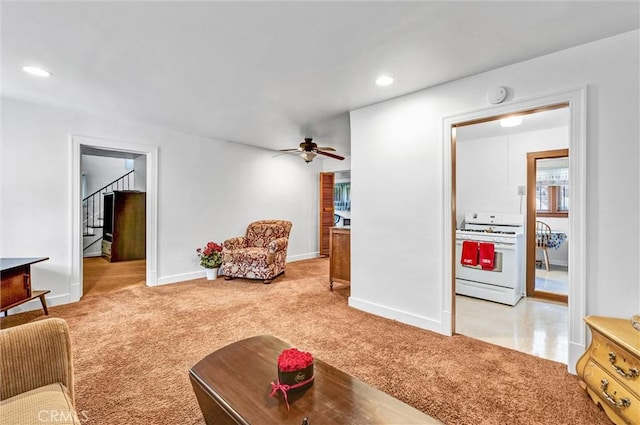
[101,191,146,262]
[329,227,350,291]
[576,316,640,424]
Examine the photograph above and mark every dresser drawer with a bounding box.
[101,240,112,255]
[583,359,640,425]
[591,330,640,396]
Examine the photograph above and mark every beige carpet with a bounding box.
[2,258,609,424]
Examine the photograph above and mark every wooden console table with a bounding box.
[1,257,50,317]
[190,335,442,425]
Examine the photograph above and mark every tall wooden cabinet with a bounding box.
[329,227,350,291]
[101,191,146,262]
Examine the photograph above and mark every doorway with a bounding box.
[526,149,569,303]
[319,170,351,257]
[81,149,147,296]
[452,103,572,363]
[71,135,158,302]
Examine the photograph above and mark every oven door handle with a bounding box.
[455,241,517,250]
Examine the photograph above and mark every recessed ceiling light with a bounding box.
[23,66,52,77]
[375,75,394,86]
[500,116,523,127]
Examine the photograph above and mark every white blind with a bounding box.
[537,167,568,185]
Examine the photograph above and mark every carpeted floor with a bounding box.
[2,258,609,424]
[82,256,146,296]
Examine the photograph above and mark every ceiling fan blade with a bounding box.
[316,150,345,160]
[278,148,302,152]
[316,147,336,151]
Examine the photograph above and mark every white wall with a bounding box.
[457,127,568,223]
[133,155,146,192]
[0,97,321,310]
[82,155,132,196]
[349,31,639,332]
[457,126,570,266]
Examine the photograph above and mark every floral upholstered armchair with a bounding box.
[220,220,293,284]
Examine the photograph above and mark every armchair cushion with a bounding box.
[0,383,79,424]
[0,318,79,424]
[221,220,292,283]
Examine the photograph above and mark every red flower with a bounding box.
[277,348,314,372]
[196,241,223,268]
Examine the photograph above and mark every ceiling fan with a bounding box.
[279,138,345,163]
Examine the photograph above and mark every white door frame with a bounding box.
[71,134,159,301]
[442,86,587,373]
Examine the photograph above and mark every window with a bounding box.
[536,158,568,217]
[334,182,350,211]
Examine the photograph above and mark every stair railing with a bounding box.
[82,170,135,238]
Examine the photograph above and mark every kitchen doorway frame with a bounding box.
[443,86,587,373]
[70,134,159,302]
[526,147,570,303]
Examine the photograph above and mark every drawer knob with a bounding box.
[600,379,631,409]
[609,352,640,379]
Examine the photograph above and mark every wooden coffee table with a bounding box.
[189,335,442,425]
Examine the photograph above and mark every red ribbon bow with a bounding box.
[269,376,315,411]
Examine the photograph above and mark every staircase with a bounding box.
[83,171,134,256]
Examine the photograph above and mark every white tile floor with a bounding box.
[535,265,569,295]
[455,292,569,364]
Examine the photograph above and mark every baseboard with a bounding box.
[567,340,585,375]
[287,252,320,262]
[3,292,72,315]
[157,271,206,286]
[348,296,447,336]
[139,255,321,287]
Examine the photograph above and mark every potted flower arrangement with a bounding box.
[196,241,223,280]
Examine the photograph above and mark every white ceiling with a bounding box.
[2,1,638,157]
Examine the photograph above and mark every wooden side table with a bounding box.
[1,257,50,316]
[576,316,640,424]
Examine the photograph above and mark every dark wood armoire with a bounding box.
[101,191,146,262]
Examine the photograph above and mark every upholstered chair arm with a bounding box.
[266,237,289,264]
[0,318,74,402]
[223,236,247,250]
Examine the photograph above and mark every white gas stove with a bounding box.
[455,212,525,306]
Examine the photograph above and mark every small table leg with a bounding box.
[38,293,49,315]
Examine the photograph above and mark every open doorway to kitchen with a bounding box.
[452,103,572,364]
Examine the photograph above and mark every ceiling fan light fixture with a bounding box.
[375,75,394,86]
[300,151,317,163]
